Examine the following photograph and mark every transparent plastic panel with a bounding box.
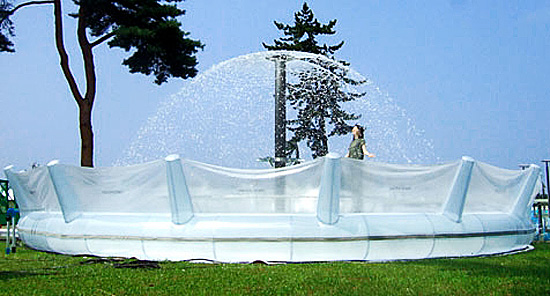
[291,216,368,261]
[83,217,146,258]
[365,214,435,260]
[52,160,169,214]
[15,213,51,251]
[9,166,60,214]
[183,159,323,214]
[340,160,459,213]
[141,216,216,261]
[212,215,292,262]
[428,215,484,258]
[477,213,525,254]
[9,156,539,262]
[44,225,89,255]
[464,162,525,213]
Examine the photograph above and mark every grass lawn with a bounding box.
[1,242,549,295]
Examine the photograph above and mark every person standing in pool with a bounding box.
[345,124,375,160]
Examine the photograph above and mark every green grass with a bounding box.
[1,242,549,295]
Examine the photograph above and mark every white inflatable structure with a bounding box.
[4,155,541,262]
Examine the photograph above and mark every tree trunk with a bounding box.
[320,117,328,157]
[53,0,96,167]
[79,102,94,167]
[76,3,96,167]
[53,0,95,167]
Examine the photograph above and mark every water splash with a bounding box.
[119,51,436,168]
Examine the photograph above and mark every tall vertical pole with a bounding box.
[543,160,550,205]
[274,56,287,168]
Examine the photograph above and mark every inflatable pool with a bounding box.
[4,154,540,262]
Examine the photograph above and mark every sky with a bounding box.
[1,0,549,172]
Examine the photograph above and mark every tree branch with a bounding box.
[12,0,54,11]
[77,5,96,106]
[53,0,83,104]
[90,31,115,48]
[1,1,54,23]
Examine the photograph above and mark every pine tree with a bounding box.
[1,0,203,167]
[262,3,343,56]
[263,2,364,159]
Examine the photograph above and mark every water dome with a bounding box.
[120,51,436,168]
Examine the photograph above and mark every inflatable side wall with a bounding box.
[4,155,540,262]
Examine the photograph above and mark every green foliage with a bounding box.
[73,0,203,84]
[262,2,343,55]
[2,242,550,295]
[0,180,8,225]
[0,0,15,52]
[0,180,18,225]
[257,156,304,168]
[287,57,363,158]
[0,0,203,84]
[264,2,364,159]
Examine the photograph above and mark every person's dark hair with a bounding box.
[351,124,365,142]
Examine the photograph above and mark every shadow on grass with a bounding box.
[0,270,58,280]
[80,258,161,269]
[113,260,160,269]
